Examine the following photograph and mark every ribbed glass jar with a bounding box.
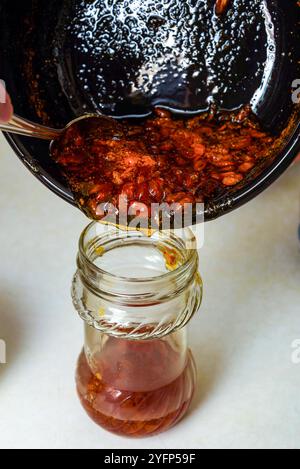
[72,223,203,437]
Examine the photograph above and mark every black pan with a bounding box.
[0,0,299,220]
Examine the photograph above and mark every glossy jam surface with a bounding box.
[51,108,276,221]
[76,337,196,437]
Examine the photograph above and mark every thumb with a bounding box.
[0,82,13,123]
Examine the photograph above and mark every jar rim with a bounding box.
[78,222,198,285]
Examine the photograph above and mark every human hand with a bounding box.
[0,81,13,123]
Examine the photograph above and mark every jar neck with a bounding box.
[72,223,203,339]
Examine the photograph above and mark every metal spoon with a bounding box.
[0,113,109,141]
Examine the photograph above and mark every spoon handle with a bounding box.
[0,114,62,140]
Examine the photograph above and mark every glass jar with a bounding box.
[72,223,203,437]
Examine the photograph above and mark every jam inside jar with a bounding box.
[72,223,202,437]
[76,333,197,437]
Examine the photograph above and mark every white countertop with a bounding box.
[0,133,299,449]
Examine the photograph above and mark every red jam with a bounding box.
[51,108,276,221]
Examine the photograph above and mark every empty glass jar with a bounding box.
[72,223,203,437]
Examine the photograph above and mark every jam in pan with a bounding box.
[51,108,277,224]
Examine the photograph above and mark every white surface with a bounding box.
[0,133,299,449]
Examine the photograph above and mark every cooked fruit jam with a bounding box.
[51,108,276,221]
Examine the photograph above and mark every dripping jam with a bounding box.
[51,107,276,222]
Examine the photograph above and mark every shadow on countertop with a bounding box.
[0,288,27,381]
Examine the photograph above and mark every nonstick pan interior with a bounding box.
[0,0,299,220]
